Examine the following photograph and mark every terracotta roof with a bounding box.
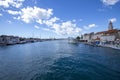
[94,37,100,40]
[96,29,119,35]
[96,31,106,34]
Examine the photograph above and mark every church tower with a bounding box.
[108,21,113,30]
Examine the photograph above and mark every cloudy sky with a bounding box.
[0,0,120,38]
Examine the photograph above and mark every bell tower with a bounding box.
[108,21,113,30]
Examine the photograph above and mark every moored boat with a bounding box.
[68,38,79,44]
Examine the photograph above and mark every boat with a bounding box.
[68,38,79,44]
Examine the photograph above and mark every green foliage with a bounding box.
[76,36,80,40]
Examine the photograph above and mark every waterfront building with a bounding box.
[6,36,20,45]
[83,21,120,43]
[0,36,5,45]
[83,32,94,42]
[0,35,42,45]
[0,35,11,45]
[83,21,120,49]
[83,34,90,42]
[0,35,20,45]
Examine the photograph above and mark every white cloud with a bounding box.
[52,21,82,35]
[36,19,43,24]
[42,17,59,26]
[101,0,120,6]
[6,5,82,35]
[42,28,51,31]
[89,24,96,28]
[0,0,24,8]
[7,10,21,15]
[13,17,20,20]
[0,13,2,16]
[37,19,82,35]
[41,21,82,35]
[8,20,12,24]
[19,6,53,23]
[7,6,53,23]
[34,25,39,29]
[84,24,97,30]
[109,18,117,22]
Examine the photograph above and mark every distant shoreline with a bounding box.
[0,35,67,46]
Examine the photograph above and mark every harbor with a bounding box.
[0,0,120,80]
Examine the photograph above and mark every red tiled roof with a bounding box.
[94,37,100,40]
[96,29,119,35]
[96,31,106,34]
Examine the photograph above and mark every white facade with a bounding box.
[101,35,115,42]
[7,37,20,44]
[93,34,102,40]
[0,36,20,45]
[83,32,94,42]
[83,32,119,42]
[83,35,90,41]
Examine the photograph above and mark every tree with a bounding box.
[76,36,80,40]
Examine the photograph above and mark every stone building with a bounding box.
[83,21,120,43]
[83,32,94,42]
[0,35,20,45]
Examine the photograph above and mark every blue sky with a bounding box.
[0,0,120,38]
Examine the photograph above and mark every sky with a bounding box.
[0,0,120,38]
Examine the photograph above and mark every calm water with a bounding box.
[0,40,120,80]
